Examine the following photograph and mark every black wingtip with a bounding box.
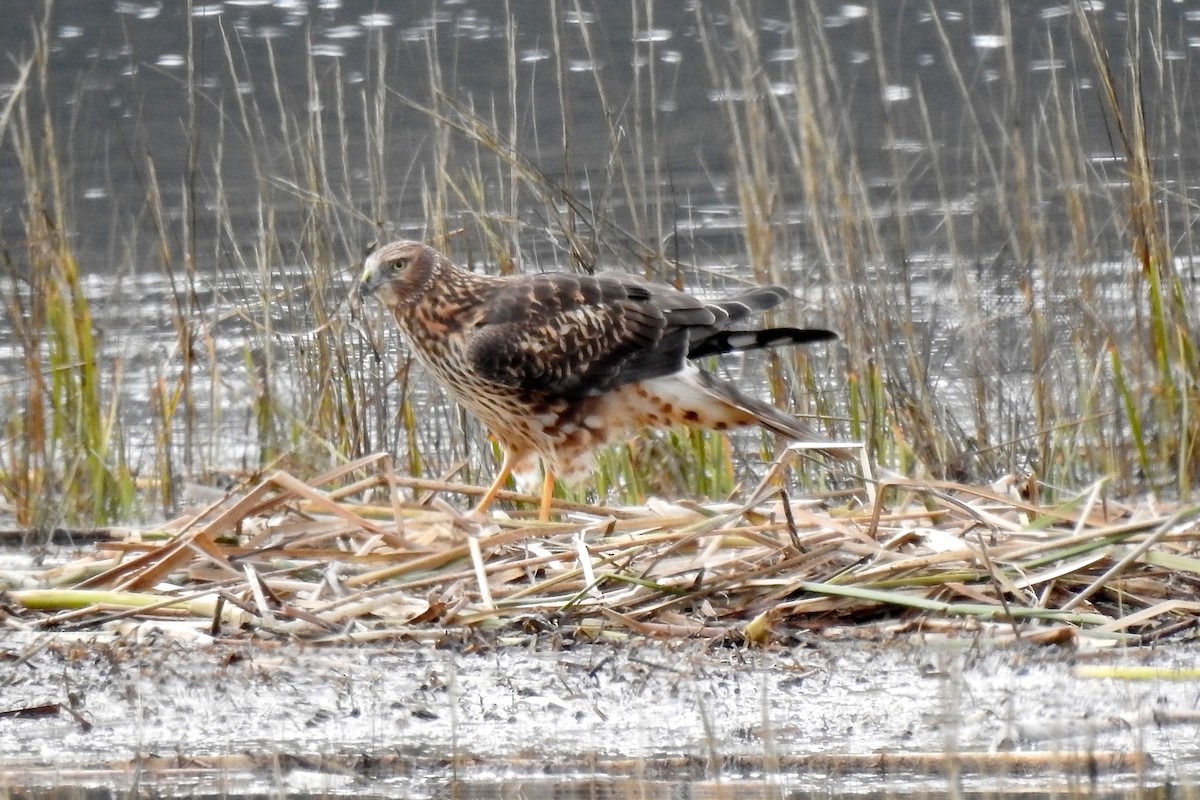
[784,328,838,344]
[688,327,838,359]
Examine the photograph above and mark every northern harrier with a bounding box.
[358,240,846,519]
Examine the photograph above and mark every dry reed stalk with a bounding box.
[4,464,1199,646]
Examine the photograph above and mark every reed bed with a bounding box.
[6,450,1199,646]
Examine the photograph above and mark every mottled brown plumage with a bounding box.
[357,240,844,518]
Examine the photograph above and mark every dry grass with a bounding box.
[7,450,1199,646]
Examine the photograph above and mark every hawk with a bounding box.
[357,240,846,519]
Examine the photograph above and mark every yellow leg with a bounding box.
[472,450,515,517]
[538,468,556,522]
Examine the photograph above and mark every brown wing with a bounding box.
[465,272,835,399]
[465,272,717,398]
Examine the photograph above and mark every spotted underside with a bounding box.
[357,240,844,488]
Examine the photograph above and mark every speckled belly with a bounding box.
[409,339,750,482]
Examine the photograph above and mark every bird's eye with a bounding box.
[391,257,408,271]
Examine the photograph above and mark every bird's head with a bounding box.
[357,239,437,307]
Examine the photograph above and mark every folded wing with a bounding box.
[466,272,835,399]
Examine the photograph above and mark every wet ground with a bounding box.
[2,630,1198,797]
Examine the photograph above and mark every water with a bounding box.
[3,635,1198,797]
[4,0,1192,268]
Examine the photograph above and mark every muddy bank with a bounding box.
[2,632,1197,796]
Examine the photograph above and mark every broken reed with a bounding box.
[9,460,1200,651]
[2,1,1200,531]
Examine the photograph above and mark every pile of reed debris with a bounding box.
[5,452,1200,646]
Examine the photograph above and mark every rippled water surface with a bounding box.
[6,0,1193,260]
[4,0,1196,261]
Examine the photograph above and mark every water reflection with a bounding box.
[10,0,1188,270]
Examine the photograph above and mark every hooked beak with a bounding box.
[355,238,386,302]
[356,256,381,302]
[356,278,375,302]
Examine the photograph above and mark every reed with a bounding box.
[7,460,1200,650]
[1073,1,1200,495]
[691,2,1200,497]
[0,22,136,529]
[3,1,1200,528]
